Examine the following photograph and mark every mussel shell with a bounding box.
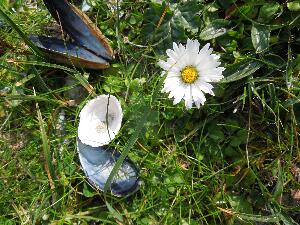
[77,139,140,196]
[43,0,113,61]
[29,36,109,69]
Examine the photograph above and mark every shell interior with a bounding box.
[77,139,140,196]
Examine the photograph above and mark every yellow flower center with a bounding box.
[181,66,198,84]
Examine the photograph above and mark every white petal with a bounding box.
[158,51,183,73]
[197,58,221,70]
[178,44,187,59]
[168,63,181,73]
[173,90,185,104]
[199,43,210,55]
[196,81,215,95]
[184,85,193,109]
[199,67,225,82]
[186,39,200,55]
[211,53,220,60]
[191,85,206,106]
[163,76,181,91]
[186,40,200,65]
[166,49,178,60]
[173,42,181,54]
[158,60,172,71]
[166,42,187,65]
[169,83,186,104]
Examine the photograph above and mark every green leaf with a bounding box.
[105,202,123,222]
[129,15,137,25]
[142,1,202,50]
[82,183,96,198]
[165,172,184,193]
[251,23,270,53]
[217,35,238,53]
[141,3,172,44]
[287,1,300,11]
[3,95,66,105]
[221,60,263,83]
[230,130,248,147]
[284,97,300,107]
[177,1,202,31]
[262,54,286,68]
[238,3,259,19]
[258,3,280,22]
[208,124,224,141]
[11,60,94,94]
[277,212,299,225]
[103,76,124,93]
[272,160,284,200]
[242,168,256,187]
[227,195,253,214]
[199,19,229,41]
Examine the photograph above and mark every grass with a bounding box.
[1,0,300,224]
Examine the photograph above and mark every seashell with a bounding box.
[77,138,140,196]
[29,36,109,69]
[31,0,114,69]
[43,0,113,61]
[77,94,140,196]
[78,94,122,147]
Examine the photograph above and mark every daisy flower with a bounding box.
[158,39,225,109]
[78,94,123,147]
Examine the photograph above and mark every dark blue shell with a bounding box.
[43,0,113,61]
[77,139,140,196]
[29,35,109,69]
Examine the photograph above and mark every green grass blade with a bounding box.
[273,160,284,200]
[3,95,67,105]
[105,202,123,222]
[102,77,164,221]
[11,60,94,94]
[0,7,44,58]
[103,77,163,196]
[36,100,56,190]
[72,72,94,95]
[103,105,149,195]
[236,212,279,223]
[9,60,76,72]
[277,212,298,225]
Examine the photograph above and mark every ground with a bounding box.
[0,0,300,224]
